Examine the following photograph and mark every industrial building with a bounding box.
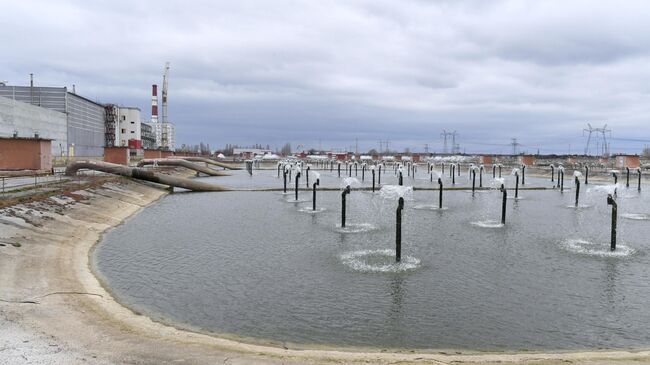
[105,105,142,149]
[0,95,67,158]
[141,122,156,149]
[0,85,105,157]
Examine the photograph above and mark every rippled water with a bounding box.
[94,169,650,350]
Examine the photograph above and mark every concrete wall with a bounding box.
[0,96,67,158]
[0,138,52,171]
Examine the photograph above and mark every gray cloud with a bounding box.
[2,0,650,153]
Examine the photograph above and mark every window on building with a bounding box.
[122,116,126,121]
[131,131,134,133]
[131,121,135,124]
[121,129,126,133]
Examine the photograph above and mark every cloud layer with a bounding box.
[3,0,650,153]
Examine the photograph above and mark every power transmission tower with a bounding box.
[424,143,429,154]
[441,130,458,154]
[510,138,521,155]
[583,123,611,156]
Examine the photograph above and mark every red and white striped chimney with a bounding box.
[151,84,159,123]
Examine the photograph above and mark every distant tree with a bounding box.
[367,149,378,155]
[308,148,317,155]
[404,147,411,155]
[281,142,292,156]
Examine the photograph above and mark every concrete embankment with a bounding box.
[1,179,650,364]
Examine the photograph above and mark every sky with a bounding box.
[2,0,650,154]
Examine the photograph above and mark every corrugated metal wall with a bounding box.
[66,93,105,156]
[0,86,105,157]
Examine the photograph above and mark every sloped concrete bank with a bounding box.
[0,180,649,364]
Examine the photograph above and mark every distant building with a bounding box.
[140,122,156,149]
[105,105,142,148]
[232,148,272,158]
[0,85,105,157]
[152,122,175,151]
[614,154,640,169]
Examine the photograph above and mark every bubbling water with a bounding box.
[340,249,421,273]
[560,239,634,257]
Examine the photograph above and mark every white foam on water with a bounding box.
[298,207,326,214]
[471,220,504,228]
[412,204,447,211]
[379,185,413,201]
[340,249,421,273]
[560,238,634,257]
[621,213,650,220]
[586,184,621,196]
[334,223,378,233]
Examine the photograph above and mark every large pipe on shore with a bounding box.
[173,156,242,170]
[65,160,230,191]
[137,159,230,176]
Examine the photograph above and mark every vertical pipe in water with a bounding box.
[396,197,404,262]
[438,178,443,209]
[522,165,526,185]
[515,172,519,199]
[341,185,350,228]
[479,166,483,187]
[312,179,320,211]
[575,176,580,207]
[551,165,554,182]
[378,165,382,185]
[607,194,617,251]
[492,164,496,179]
[372,169,376,192]
[626,167,630,188]
[306,166,310,187]
[399,171,403,186]
[584,166,588,185]
[472,170,476,197]
[295,172,301,201]
[500,184,507,224]
[638,168,642,192]
[560,170,564,193]
[452,165,456,185]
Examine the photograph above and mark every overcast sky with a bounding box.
[3,0,650,154]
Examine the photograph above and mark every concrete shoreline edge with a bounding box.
[1,179,649,364]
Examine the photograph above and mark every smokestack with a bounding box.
[151,84,158,123]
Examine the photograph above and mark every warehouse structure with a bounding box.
[0,85,105,157]
[0,95,67,157]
